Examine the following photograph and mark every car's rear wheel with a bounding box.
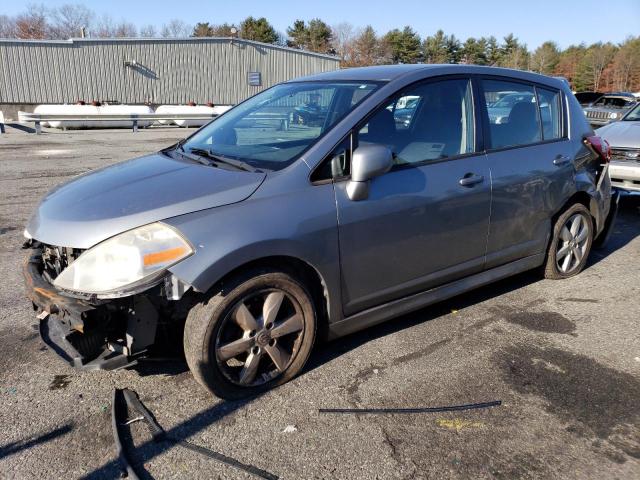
[544,203,593,279]
[184,267,316,399]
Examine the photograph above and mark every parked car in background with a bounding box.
[574,91,604,106]
[391,96,420,128]
[290,92,328,127]
[23,65,615,400]
[583,92,639,126]
[486,91,535,124]
[597,102,640,192]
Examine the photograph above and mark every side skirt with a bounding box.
[327,253,544,339]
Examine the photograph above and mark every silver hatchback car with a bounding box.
[23,65,615,399]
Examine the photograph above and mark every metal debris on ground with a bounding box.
[319,400,502,414]
[112,388,278,480]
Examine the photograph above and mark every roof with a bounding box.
[291,64,438,82]
[0,36,341,61]
[292,64,569,88]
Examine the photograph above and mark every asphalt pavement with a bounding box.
[0,124,638,479]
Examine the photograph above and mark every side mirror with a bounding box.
[347,144,393,201]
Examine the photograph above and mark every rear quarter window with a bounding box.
[536,87,563,140]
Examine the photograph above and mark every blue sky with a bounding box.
[4,0,639,49]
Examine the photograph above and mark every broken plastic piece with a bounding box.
[113,388,279,480]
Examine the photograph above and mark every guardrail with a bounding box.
[0,111,5,134]
[17,112,222,134]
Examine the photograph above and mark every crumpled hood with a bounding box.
[596,121,640,149]
[26,152,266,249]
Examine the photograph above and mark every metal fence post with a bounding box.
[132,115,138,133]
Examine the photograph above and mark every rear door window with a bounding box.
[482,79,542,149]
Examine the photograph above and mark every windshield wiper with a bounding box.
[186,148,260,173]
[175,138,188,151]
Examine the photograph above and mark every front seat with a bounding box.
[398,98,463,163]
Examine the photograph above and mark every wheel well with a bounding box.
[552,191,596,228]
[211,256,330,337]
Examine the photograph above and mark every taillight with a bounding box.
[584,135,611,163]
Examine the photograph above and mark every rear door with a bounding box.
[480,78,573,268]
[333,77,491,315]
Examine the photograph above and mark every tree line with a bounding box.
[1,4,638,92]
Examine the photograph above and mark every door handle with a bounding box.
[553,155,571,166]
[459,173,484,187]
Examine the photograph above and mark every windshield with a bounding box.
[182,81,380,171]
[593,96,635,108]
[623,102,640,121]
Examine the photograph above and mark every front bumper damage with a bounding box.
[23,247,159,370]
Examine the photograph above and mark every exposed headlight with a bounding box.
[53,222,193,295]
[609,112,619,119]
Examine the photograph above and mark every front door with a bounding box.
[334,77,491,316]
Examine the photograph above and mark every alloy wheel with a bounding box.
[215,289,305,387]
[556,213,590,274]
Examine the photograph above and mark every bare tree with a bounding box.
[140,24,157,38]
[584,42,617,91]
[530,41,560,74]
[161,19,191,38]
[49,3,93,39]
[610,37,640,91]
[331,22,356,63]
[114,21,137,38]
[14,4,49,39]
[94,15,136,38]
[0,14,17,38]
[94,14,114,37]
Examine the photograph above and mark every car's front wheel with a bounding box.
[544,203,593,279]
[184,267,316,399]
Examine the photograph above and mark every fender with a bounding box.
[164,173,343,325]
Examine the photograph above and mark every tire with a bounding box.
[543,203,594,280]
[184,267,316,400]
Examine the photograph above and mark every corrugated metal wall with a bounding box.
[0,38,340,105]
